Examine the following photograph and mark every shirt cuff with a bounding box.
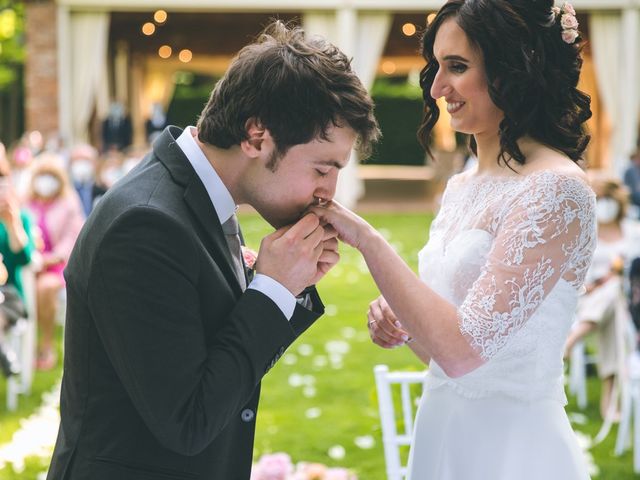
[248,273,296,320]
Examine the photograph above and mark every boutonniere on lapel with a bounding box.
[241,246,258,280]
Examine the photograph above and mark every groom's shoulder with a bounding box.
[84,156,186,236]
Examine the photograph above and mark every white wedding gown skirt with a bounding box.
[406,385,591,480]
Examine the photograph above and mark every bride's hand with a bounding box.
[308,200,373,250]
[368,296,411,349]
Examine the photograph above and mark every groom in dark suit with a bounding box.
[46,21,379,480]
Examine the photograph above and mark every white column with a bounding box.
[337,6,357,56]
[590,12,623,173]
[334,7,365,208]
[619,6,640,175]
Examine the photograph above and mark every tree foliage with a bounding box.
[0,1,25,91]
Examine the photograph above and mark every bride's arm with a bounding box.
[311,174,596,378]
[311,202,481,377]
[359,226,481,377]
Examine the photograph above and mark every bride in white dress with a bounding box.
[311,1,595,478]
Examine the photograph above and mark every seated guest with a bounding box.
[0,150,36,376]
[624,149,640,219]
[26,154,84,370]
[69,144,106,217]
[565,177,640,418]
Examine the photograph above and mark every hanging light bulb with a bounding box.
[178,49,193,63]
[142,22,155,36]
[382,61,397,75]
[402,23,416,37]
[158,45,172,59]
[154,10,168,24]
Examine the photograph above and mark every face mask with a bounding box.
[121,158,139,175]
[12,147,32,167]
[596,197,620,224]
[33,174,62,198]
[70,160,95,184]
[101,168,122,188]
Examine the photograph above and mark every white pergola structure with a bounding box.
[53,0,639,192]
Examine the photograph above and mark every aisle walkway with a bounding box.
[0,380,60,478]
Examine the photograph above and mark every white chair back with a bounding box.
[568,339,589,409]
[374,365,426,480]
[5,264,38,411]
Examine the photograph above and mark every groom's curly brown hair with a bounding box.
[197,20,380,161]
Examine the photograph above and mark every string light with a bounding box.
[402,23,416,37]
[154,10,167,24]
[158,45,172,59]
[382,61,397,75]
[178,49,193,63]
[142,22,155,36]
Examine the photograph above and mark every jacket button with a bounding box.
[241,409,255,422]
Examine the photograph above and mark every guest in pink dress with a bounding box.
[27,154,84,370]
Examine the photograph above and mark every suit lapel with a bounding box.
[154,127,244,296]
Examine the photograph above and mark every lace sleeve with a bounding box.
[458,172,596,360]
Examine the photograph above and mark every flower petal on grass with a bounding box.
[328,445,346,460]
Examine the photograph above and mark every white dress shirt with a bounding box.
[176,126,296,320]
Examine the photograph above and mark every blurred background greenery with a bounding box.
[0,1,25,144]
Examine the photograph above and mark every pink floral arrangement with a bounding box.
[241,245,258,270]
[552,2,579,44]
[251,454,357,480]
[251,453,294,480]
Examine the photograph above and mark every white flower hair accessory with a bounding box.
[552,2,579,44]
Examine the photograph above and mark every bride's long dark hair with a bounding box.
[418,0,592,167]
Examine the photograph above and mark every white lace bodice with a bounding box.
[419,169,597,402]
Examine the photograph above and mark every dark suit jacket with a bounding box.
[47,126,324,480]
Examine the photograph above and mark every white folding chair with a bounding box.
[6,318,28,411]
[613,321,640,473]
[4,264,39,411]
[374,364,426,480]
[19,264,38,396]
[614,351,640,473]
[568,339,589,410]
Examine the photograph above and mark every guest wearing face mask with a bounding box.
[102,101,132,152]
[145,102,168,145]
[27,154,84,370]
[8,141,34,201]
[624,149,640,219]
[69,144,107,217]
[565,177,640,419]
[96,151,124,191]
[0,147,36,377]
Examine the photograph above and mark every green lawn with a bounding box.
[0,325,63,479]
[0,212,637,479]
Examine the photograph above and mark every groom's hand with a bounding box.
[256,213,330,296]
[308,225,340,285]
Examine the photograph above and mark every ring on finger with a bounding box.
[367,319,376,328]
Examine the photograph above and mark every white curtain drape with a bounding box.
[351,12,392,90]
[70,12,110,143]
[590,11,640,175]
[303,10,392,209]
[621,9,640,167]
